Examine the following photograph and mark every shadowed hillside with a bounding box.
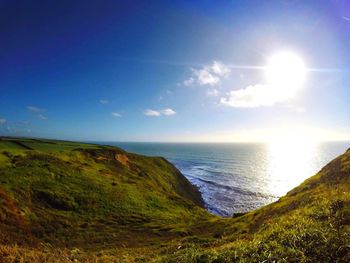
[0,137,349,262]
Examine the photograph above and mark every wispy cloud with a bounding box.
[1,119,33,134]
[183,61,231,87]
[342,16,350,22]
[220,84,297,108]
[21,120,30,125]
[144,108,176,117]
[27,106,47,119]
[38,114,48,120]
[144,109,161,117]
[27,106,45,112]
[211,61,231,76]
[0,118,6,125]
[161,108,176,116]
[111,112,122,117]
[99,99,109,104]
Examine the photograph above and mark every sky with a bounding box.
[1,0,350,142]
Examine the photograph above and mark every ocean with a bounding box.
[106,141,349,217]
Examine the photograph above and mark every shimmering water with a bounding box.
[107,141,349,217]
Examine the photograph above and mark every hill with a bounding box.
[0,137,349,262]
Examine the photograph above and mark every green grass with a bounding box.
[0,137,213,255]
[0,141,26,150]
[0,137,349,262]
[0,137,100,151]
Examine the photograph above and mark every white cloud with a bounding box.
[38,114,47,120]
[0,118,6,125]
[144,108,176,117]
[183,77,195,86]
[220,84,296,108]
[196,69,220,86]
[27,106,47,119]
[183,61,231,87]
[161,108,176,116]
[144,109,161,117]
[211,61,231,77]
[342,16,350,22]
[112,112,121,117]
[27,106,45,112]
[99,99,109,104]
[21,121,30,125]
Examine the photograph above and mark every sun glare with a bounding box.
[265,51,306,92]
[266,139,318,197]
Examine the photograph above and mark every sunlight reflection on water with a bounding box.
[266,141,318,197]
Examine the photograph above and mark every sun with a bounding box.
[265,51,306,91]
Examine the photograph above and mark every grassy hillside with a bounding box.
[0,137,225,261]
[0,137,349,262]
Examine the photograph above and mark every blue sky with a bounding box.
[1,0,350,142]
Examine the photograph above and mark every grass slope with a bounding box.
[0,137,349,262]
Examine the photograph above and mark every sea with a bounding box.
[105,141,349,217]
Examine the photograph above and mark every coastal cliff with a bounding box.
[0,137,349,262]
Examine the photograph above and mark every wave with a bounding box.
[185,173,277,199]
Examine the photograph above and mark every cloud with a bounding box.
[99,99,109,104]
[144,108,176,117]
[161,108,176,116]
[27,106,45,112]
[21,120,30,125]
[183,77,196,86]
[220,84,296,108]
[342,16,350,22]
[144,109,161,117]
[196,70,220,86]
[211,61,231,77]
[27,106,47,119]
[111,112,121,117]
[183,61,230,87]
[37,114,47,120]
[0,118,6,125]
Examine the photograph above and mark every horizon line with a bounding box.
[2,135,350,145]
